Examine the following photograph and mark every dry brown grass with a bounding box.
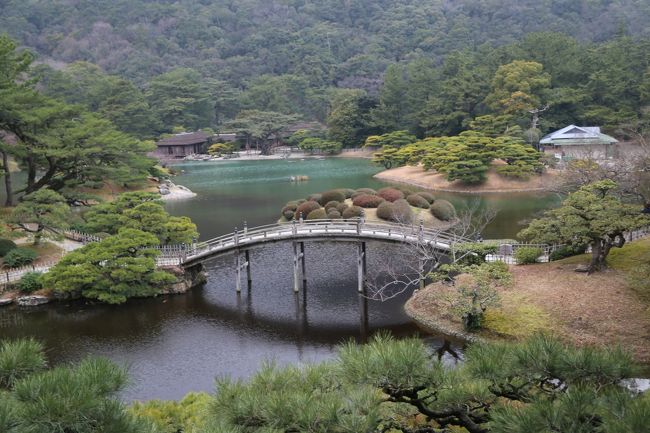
[408,253,650,362]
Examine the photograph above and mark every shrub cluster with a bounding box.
[18,271,43,293]
[376,199,412,223]
[549,244,587,261]
[337,188,355,199]
[406,194,430,209]
[430,200,456,221]
[336,203,349,214]
[319,190,346,205]
[324,201,340,212]
[352,194,385,208]
[281,203,298,220]
[415,191,435,204]
[342,205,364,219]
[307,193,322,203]
[294,201,321,220]
[3,247,38,268]
[327,209,342,219]
[515,247,543,264]
[351,188,377,199]
[306,208,327,220]
[0,239,17,257]
[377,187,404,202]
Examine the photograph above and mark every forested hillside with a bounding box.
[1,0,649,142]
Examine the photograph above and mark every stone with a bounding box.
[159,187,170,195]
[16,295,50,306]
[0,298,13,306]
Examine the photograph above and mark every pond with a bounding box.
[165,158,560,240]
[0,158,559,401]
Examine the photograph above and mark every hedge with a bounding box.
[515,247,543,265]
[352,194,385,208]
[0,239,17,257]
[377,187,404,202]
[18,271,43,293]
[294,201,321,220]
[376,199,412,223]
[307,193,322,203]
[406,194,430,209]
[324,200,341,211]
[327,210,342,219]
[336,203,349,214]
[342,205,364,219]
[430,199,456,221]
[3,247,38,268]
[337,188,356,199]
[415,191,435,204]
[549,244,588,261]
[306,208,327,220]
[319,190,346,205]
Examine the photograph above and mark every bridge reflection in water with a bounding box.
[160,218,469,297]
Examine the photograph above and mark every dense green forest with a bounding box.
[1,0,650,143]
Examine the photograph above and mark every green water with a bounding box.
[164,158,561,240]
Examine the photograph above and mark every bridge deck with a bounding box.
[175,219,469,266]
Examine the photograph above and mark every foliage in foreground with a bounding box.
[202,333,647,433]
[42,229,176,304]
[0,339,157,433]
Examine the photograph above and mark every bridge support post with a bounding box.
[357,242,367,293]
[418,258,425,290]
[235,250,242,293]
[245,249,252,286]
[300,242,306,287]
[293,241,305,293]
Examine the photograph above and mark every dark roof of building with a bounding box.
[156,131,209,146]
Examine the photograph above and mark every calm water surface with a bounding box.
[0,158,558,401]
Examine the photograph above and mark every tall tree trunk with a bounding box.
[588,241,605,274]
[2,151,13,206]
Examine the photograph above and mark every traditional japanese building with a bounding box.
[540,125,618,159]
[154,131,210,159]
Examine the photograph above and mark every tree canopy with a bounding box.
[519,180,649,273]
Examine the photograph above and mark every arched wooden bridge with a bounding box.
[157,219,472,293]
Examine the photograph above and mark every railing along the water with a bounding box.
[3,222,649,288]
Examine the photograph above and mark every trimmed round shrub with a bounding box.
[337,188,355,199]
[352,194,385,208]
[295,199,307,205]
[324,200,341,212]
[406,194,430,209]
[336,203,349,214]
[281,203,298,218]
[376,201,394,221]
[430,199,456,221]
[294,201,321,220]
[18,271,43,293]
[351,188,377,199]
[319,190,346,205]
[416,191,435,204]
[327,209,342,219]
[515,247,543,265]
[378,187,405,202]
[285,201,300,208]
[3,247,38,268]
[307,193,322,203]
[342,205,364,219]
[377,199,413,223]
[306,208,327,220]
[282,209,295,220]
[0,239,17,257]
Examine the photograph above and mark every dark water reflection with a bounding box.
[0,241,465,401]
[0,159,559,401]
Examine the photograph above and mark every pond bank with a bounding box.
[375,165,560,194]
[405,240,650,363]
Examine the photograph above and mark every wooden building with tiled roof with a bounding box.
[154,132,210,158]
